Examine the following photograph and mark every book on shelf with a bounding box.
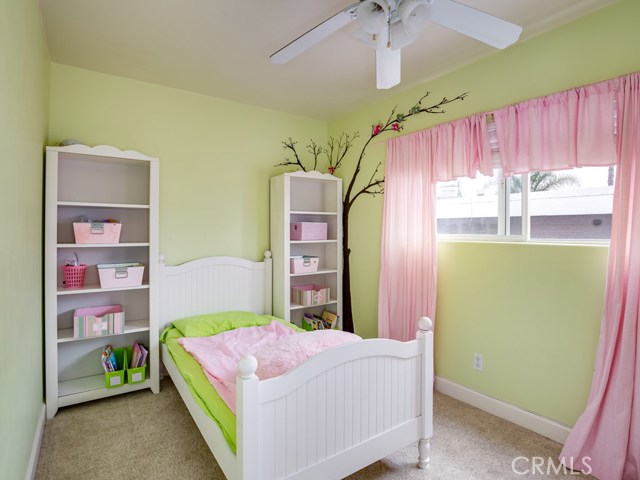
[137,344,148,368]
[303,313,324,330]
[321,310,339,329]
[101,345,118,372]
[130,341,141,368]
[130,340,148,368]
[303,310,340,330]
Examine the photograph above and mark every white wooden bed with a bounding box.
[159,252,434,480]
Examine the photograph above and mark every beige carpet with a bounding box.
[36,379,592,480]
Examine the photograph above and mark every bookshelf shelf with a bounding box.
[290,299,338,311]
[57,283,150,295]
[58,201,150,209]
[57,242,150,248]
[290,210,338,216]
[58,374,152,407]
[290,240,338,244]
[57,319,150,343]
[290,268,338,277]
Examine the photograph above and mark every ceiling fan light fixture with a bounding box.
[356,0,391,35]
[389,21,416,50]
[398,0,431,36]
[353,27,384,49]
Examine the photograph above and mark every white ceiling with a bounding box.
[39,0,619,121]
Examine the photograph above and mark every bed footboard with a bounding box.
[237,317,434,480]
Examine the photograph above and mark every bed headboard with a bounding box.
[159,251,272,330]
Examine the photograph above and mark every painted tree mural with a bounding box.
[277,91,467,333]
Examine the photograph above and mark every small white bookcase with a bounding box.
[44,144,160,419]
[270,171,343,328]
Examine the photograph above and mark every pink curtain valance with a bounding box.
[428,113,494,181]
[494,79,619,175]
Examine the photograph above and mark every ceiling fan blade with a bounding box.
[428,0,522,49]
[270,3,359,64]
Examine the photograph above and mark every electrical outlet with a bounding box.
[473,352,484,371]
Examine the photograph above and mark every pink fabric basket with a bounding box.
[98,264,144,289]
[73,304,124,338]
[290,256,320,274]
[290,222,328,241]
[291,284,329,306]
[73,222,122,244]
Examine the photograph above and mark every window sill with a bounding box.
[437,236,610,247]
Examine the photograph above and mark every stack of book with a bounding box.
[303,310,339,330]
[130,340,148,368]
[101,345,119,372]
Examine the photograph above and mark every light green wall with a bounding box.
[329,0,639,426]
[436,242,607,425]
[49,64,327,265]
[0,1,50,478]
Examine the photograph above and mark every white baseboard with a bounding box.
[25,404,46,480]
[434,377,571,444]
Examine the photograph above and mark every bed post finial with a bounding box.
[159,254,165,265]
[264,250,272,260]
[418,316,433,332]
[238,355,258,379]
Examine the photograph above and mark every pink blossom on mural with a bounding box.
[372,123,383,136]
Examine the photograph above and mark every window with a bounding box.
[436,170,500,235]
[528,167,614,240]
[436,166,615,242]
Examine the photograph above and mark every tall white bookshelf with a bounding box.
[270,171,343,328]
[44,144,160,419]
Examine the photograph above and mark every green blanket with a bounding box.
[162,326,239,451]
[160,311,302,453]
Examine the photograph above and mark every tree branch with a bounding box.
[351,162,385,203]
[325,132,358,173]
[274,137,307,171]
[344,91,468,208]
[307,140,323,171]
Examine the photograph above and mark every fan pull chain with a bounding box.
[387,8,391,48]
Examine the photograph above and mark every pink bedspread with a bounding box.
[179,321,361,413]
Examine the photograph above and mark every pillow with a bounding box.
[172,311,272,337]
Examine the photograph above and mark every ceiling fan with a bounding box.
[270,0,523,89]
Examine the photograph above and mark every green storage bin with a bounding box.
[301,316,314,331]
[104,347,126,388]
[125,346,147,384]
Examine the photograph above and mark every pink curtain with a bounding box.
[379,114,492,341]
[559,73,640,480]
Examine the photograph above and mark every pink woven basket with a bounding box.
[64,265,87,289]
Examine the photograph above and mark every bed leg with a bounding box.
[418,438,430,469]
[417,316,433,470]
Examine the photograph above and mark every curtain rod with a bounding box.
[372,112,495,145]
